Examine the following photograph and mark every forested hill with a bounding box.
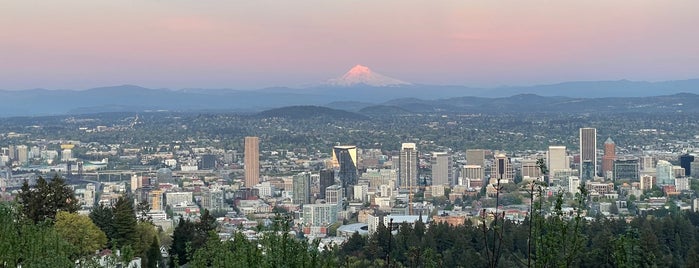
[254,105,368,120]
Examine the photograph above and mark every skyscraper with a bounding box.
[318,169,335,200]
[244,136,260,187]
[520,159,541,178]
[293,172,311,205]
[680,154,695,177]
[332,146,358,189]
[491,153,514,183]
[579,128,597,180]
[602,137,616,179]
[613,158,639,181]
[431,152,452,186]
[466,149,485,167]
[547,146,568,172]
[656,160,674,186]
[399,143,418,189]
[15,145,28,165]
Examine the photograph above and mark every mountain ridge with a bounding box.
[1,79,698,116]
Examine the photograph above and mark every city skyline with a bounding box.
[2,1,699,90]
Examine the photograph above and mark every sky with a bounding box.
[1,0,699,90]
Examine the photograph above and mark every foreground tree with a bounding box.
[0,203,74,267]
[18,175,79,223]
[170,218,196,266]
[89,203,117,246]
[54,211,108,257]
[112,195,138,249]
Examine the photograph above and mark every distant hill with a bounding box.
[380,93,699,114]
[1,78,699,117]
[358,105,414,117]
[254,106,368,120]
[324,101,375,112]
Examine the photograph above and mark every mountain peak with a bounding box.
[326,65,411,87]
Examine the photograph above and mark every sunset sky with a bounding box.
[2,0,698,90]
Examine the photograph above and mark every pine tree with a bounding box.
[18,175,78,223]
[89,203,117,245]
[145,234,162,268]
[112,195,137,249]
[170,218,196,266]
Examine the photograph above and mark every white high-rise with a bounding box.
[548,146,568,172]
[431,152,452,186]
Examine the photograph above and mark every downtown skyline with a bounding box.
[1,1,699,90]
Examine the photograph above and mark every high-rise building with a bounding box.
[602,138,616,178]
[332,146,358,189]
[165,192,193,207]
[244,136,260,187]
[676,177,690,192]
[680,154,695,177]
[399,143,418,189]
[431,152,452,186]
[568,176,580,194]
[547,146,568,172]
[318,169,335,200]
[201,190,225,211]
[302,204,338,226]
[520,159,541,178]
[7,145,16,161]
[640,175,656,190]
[148,189,164,211]
[466,149,485,167]
[656,160,674,186]
[461,165,485,181]
[200,154,216,170]
[130,174,142,193]
[491,153,513,183]
[613,159,639,181]
[15,145,28,165]
[293,172,311,205]
[640,155,655,170]
[579,128,597,180]
[325,184,343,208]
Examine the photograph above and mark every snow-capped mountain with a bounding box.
[326,65,411,87]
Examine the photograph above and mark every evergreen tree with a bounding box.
[145,234,162,268]
[89,203,117,245]
[18,175,78,223]
[170,218,196,266]
[112,195,137,249]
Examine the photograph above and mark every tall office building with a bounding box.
[602,138,616,178]
[325,184,343,210]
[579,128,597,180]
[640,155,655,170]
[332,146,358,189]
[130,174,142,193]
[8,145,17,161]
[466,149,486,167]
[656,160,674,186]
[148,189,164,211]
[520,159,541,178]
[680,154,695,177]
[491,153,514,182]
[431,152,452,186]
[548,146,568,172]
[613,158,639,181]
[461,165,485,181]
[399,143,418,189]
[244,136,260,187]
[15,145,28,165]
[293,172,311,205]
[318,169,335,200]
